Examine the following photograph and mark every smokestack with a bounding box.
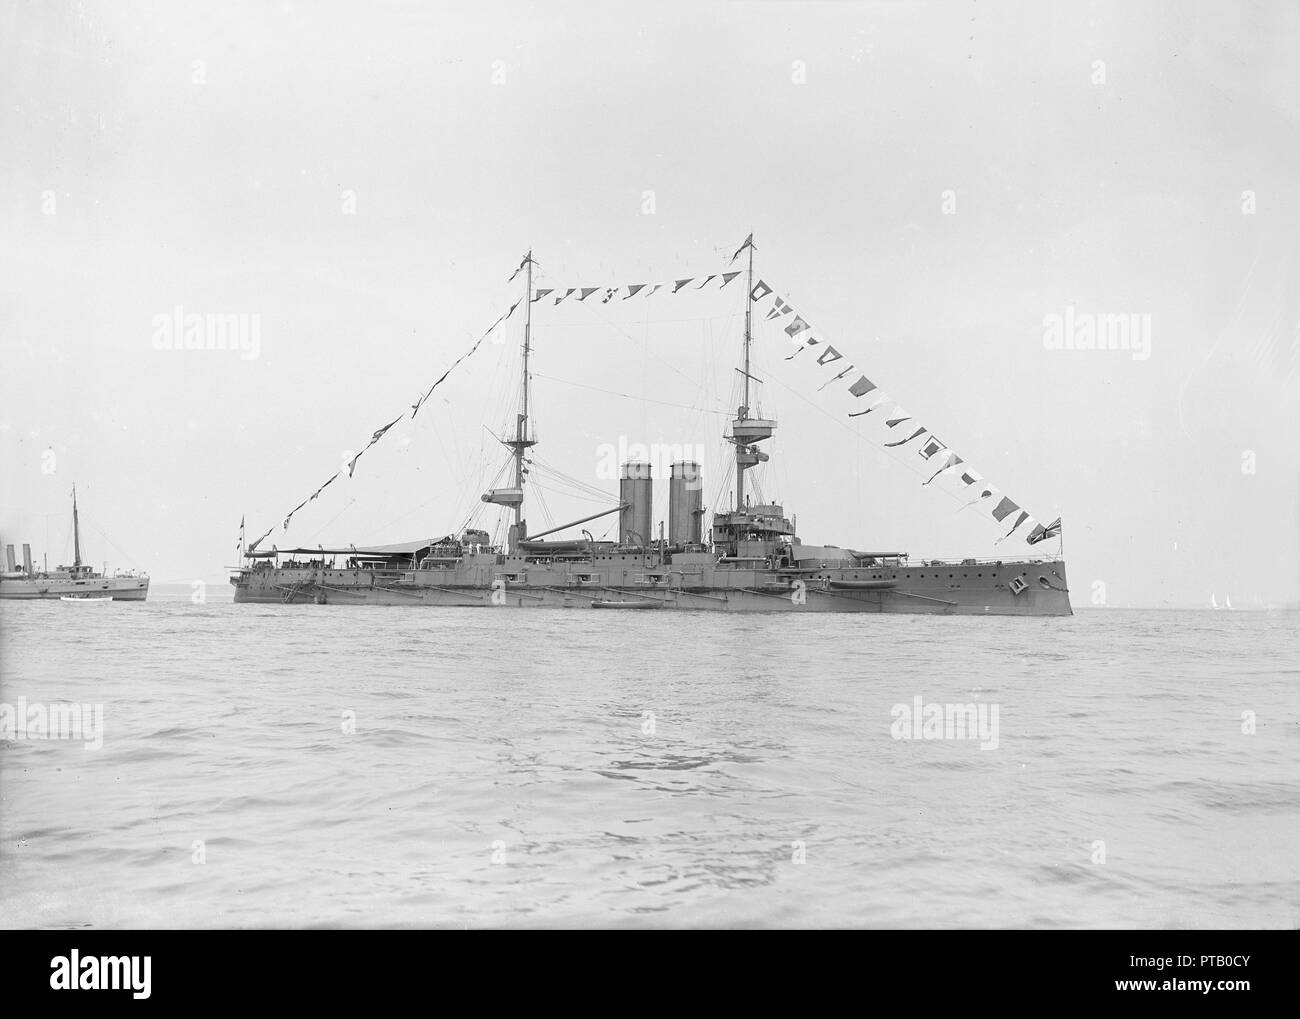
[669,461,703,546]
[619,461,653,547]
[4,544,14,572]
[22,544,32,574]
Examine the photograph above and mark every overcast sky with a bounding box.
[2,0,1297,608]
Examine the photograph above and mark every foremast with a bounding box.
[714,234,793,555]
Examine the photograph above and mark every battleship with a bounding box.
[0,487,150,601]
[232,241,1071,615]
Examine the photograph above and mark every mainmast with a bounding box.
[728,234,774,512]
[72,484,82,568]
[737,238,755,509]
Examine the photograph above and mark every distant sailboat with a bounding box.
[1225,593,1233,610]
[1211,594,1219,610]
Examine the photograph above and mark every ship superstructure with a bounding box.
[231,241,1071,615]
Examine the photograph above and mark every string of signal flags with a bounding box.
[743,270,1060,547]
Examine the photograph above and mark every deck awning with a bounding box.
[245,539,432,559]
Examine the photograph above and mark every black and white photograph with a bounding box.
[1,0,1296,959]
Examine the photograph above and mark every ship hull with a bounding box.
[231,557,1071,615]
[0,576,150,601]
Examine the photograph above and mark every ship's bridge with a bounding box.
[712,503,795,544]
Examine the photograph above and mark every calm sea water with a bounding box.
[1,589,1295,929]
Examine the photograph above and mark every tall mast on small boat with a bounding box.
[72,484,82,568]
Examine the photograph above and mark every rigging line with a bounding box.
[561,295,708,392]
[430,367,476,493]
[481,422,506,448]
[442,345,468,469]
[87,524,139,568]
[531,480,554,530]
[366,494,451,540]
[56,517,74,557]
[528,455,618,501]
[488,343,518,442]
[305,498,359,543]
[422,398,457,487]
[538,484,613,507]
[456,424,493,536]
[530,461,615,499]
[537,491,612,511]
[709,447,734,513]
[456,501,489,537]
[531,372,731,415]
[476,454,513,499]
[759,367,978,513]
[476,452,516,538]
[1177,245,1263,436]
[640,286,652,442]
[527,477,612,507]
[416,384,474,524]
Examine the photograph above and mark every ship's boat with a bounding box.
[230,238,1071,616]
